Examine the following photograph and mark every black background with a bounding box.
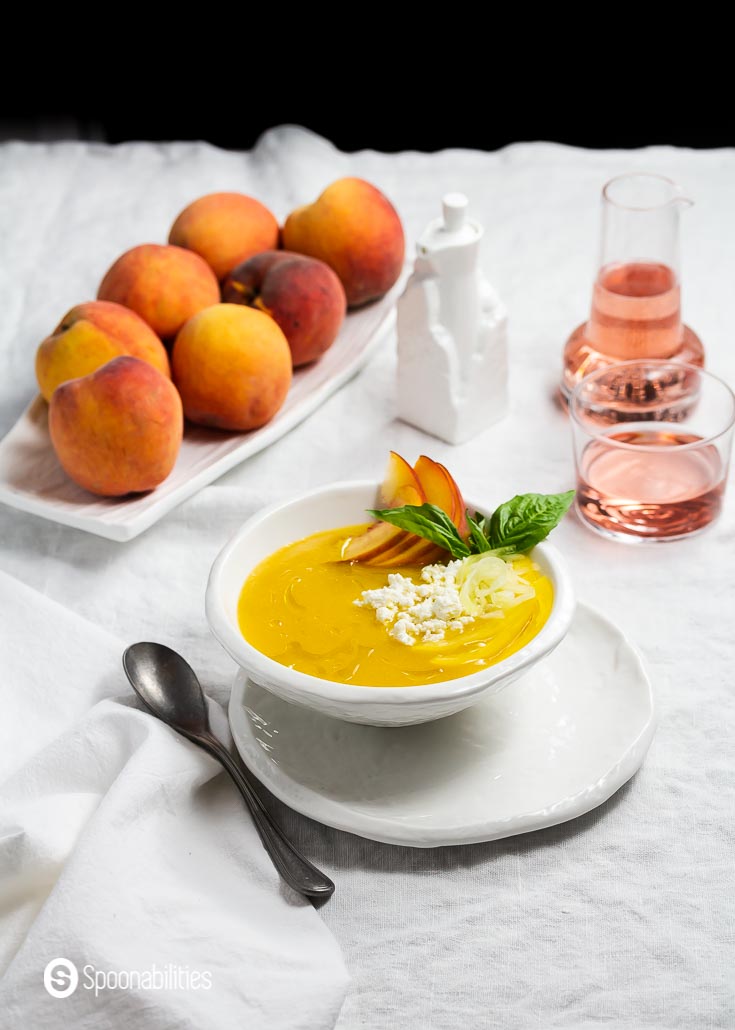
[4,106,731,152]
[3,84,731,152]
[2,27,728,153]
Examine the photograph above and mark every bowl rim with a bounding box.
[205,479,576,706]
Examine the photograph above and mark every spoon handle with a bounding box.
[199,733,335,899]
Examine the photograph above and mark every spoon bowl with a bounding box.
[123,642,210,736]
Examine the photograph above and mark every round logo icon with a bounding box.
[43,957,79,999]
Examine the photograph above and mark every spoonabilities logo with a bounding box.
[43,956,212,998]
[44,957,79,999]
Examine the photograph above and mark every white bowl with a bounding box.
[206,481,576,726]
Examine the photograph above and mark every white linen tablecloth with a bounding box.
[0,570,349,1030]
[1,126,733,1029]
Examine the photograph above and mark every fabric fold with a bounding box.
[0,569,348,1029]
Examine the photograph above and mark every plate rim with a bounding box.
[228,601,657,847]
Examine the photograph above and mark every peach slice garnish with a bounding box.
[342,522,413,562]
[414,455,469,538]
[365,537,445,567]
[377,451,426,508]
[343,451,468,565]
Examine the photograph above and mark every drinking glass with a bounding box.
[570,361,734,542]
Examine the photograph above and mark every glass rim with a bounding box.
[569,359,735,451]
[602,172,690,212]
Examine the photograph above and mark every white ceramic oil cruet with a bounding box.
[396,192,508,443]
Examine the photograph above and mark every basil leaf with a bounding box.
[487,490,574,553]
[466,514,492,553]
[367,503,470,559]
[368,489,573,562]
[473,510,492,538]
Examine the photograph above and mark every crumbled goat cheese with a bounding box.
[355,560,475,645]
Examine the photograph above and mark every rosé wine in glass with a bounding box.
[570,362,734,543]
[577,429,725,540]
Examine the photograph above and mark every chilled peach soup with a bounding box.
[238,524,554,687]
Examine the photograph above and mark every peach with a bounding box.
[378,451,425,507]
[282,177,405,307]
[414,455,469,538]
[169,192,280,281]
[98,244,220,339]
[366,534,444,568]
[342,522,410,563]
[343,451,443,566]
[35,300,170,401]
[171,304,292,431]
[343,517,442,567]
[222,251,346,367]
[49,356,183,496]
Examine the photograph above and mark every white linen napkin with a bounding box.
[0,568,349,1029]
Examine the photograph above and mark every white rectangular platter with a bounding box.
[0,287,398,542]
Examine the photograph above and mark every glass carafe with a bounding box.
[561,173,704,403]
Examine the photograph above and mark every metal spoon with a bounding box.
[122,642,334,900]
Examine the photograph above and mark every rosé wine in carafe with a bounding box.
[561,173,704,404]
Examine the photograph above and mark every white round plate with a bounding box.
[228,603,656,847]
